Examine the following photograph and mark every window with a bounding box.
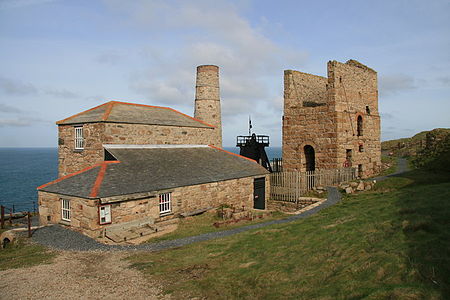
[99,205,111,224]
[359,145,364,152]
[61,199,70,221]
[74,126,84,150]
[159,193,172,215]
[357,116,363,137]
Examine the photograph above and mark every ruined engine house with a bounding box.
[282,60,381,178]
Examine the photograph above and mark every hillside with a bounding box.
[382,128,450,171]
[382,128,450,157]
[128,169,450,299]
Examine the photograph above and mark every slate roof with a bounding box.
[56,101,214,128]
[38,145,269,199]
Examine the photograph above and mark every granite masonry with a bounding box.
[282,60,381,178]
[38,65,270,243]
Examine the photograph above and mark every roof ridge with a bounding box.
[56,101,112,125]
[101,101,115,121]
[112,101,215,128]
[208,145,257,163]
[89,161,115,198]
[37,160,120,190]
[57,100,215,128]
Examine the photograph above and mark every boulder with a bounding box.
[350,181,359,188]
[356,181,365,191]
[345,187,353,194]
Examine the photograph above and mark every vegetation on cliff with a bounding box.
[382,128,450,171]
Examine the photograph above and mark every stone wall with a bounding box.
[38,174,269,239]
[58,123,106,177]
[282,60,381,178]
[58,122,218,177]
[328,60,381,177]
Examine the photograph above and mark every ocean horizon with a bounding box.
[0,146,281,212]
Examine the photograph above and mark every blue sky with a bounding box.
[0,0,449,147]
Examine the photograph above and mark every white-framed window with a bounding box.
[159,193,172,215]
[61,199,71,221]
[74,126,84,150]
[99,205,112,224]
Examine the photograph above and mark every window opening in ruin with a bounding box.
[358,164,363,178]
[366,106,371,115]
[304,145,315,171]
[159,193,172,215]
[74,126,84,150]
[345,149,352,166]
[61,199,70,221]
[99,205,111,224]
[357,116,363,136]
[359,145,364,152]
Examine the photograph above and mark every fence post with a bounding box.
[27,212,32,238]
[9,208,12,226]
[0,205,4,229]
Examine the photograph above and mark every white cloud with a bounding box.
[379,74,416,96]
[102,0,307,128]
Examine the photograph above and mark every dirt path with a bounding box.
[0,251,170,300]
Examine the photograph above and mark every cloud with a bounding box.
[379,74,416,96]
[103,0,307,123]
[0,76,80,98]
[437,76,450,85]
[43,88,79,99]
[0,116,49,127]
[0,103,22,114]
[0,76,38,95]
[0,0,56,9]
[94,51,123,65]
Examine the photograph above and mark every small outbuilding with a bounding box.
[38,145,269,241]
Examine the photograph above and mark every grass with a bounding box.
[146,209,288,243]
[128,168,450,299]
[380,154,398,176]
[0,236,55,270]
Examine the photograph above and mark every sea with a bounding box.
[0,146,281,212]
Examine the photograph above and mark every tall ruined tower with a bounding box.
[194,65,222,147]
[282,59,381,178]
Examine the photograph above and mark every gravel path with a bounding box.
[0,251,168,300]
[373,157,410,181]
[31,187,342,252]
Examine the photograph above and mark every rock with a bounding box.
[356,181,365,191]
[316,186,325,191]
[345,187,353,194]
[341,184,350,189]
[317,190,324,194]
[364,183,372,190]
[350,181,359,188]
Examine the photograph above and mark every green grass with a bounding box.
[147,210,288,243]
[0,237,55,270]
[380,155,398,176]
[128,169,450,299]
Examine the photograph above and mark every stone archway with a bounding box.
[304,145,315,171]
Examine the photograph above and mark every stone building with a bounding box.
[57,65,222,177]
[282,60,381,178]
[38,65,269,242]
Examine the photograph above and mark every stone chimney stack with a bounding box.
[194,65,222,147]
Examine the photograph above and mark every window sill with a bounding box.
[59,220,71,226]
[159,212,173,217]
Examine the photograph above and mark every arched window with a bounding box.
[357,116,363,136]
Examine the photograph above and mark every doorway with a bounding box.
[304,145,316,171]
[253,177,265,209]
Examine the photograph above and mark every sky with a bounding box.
[0,0,449,147]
